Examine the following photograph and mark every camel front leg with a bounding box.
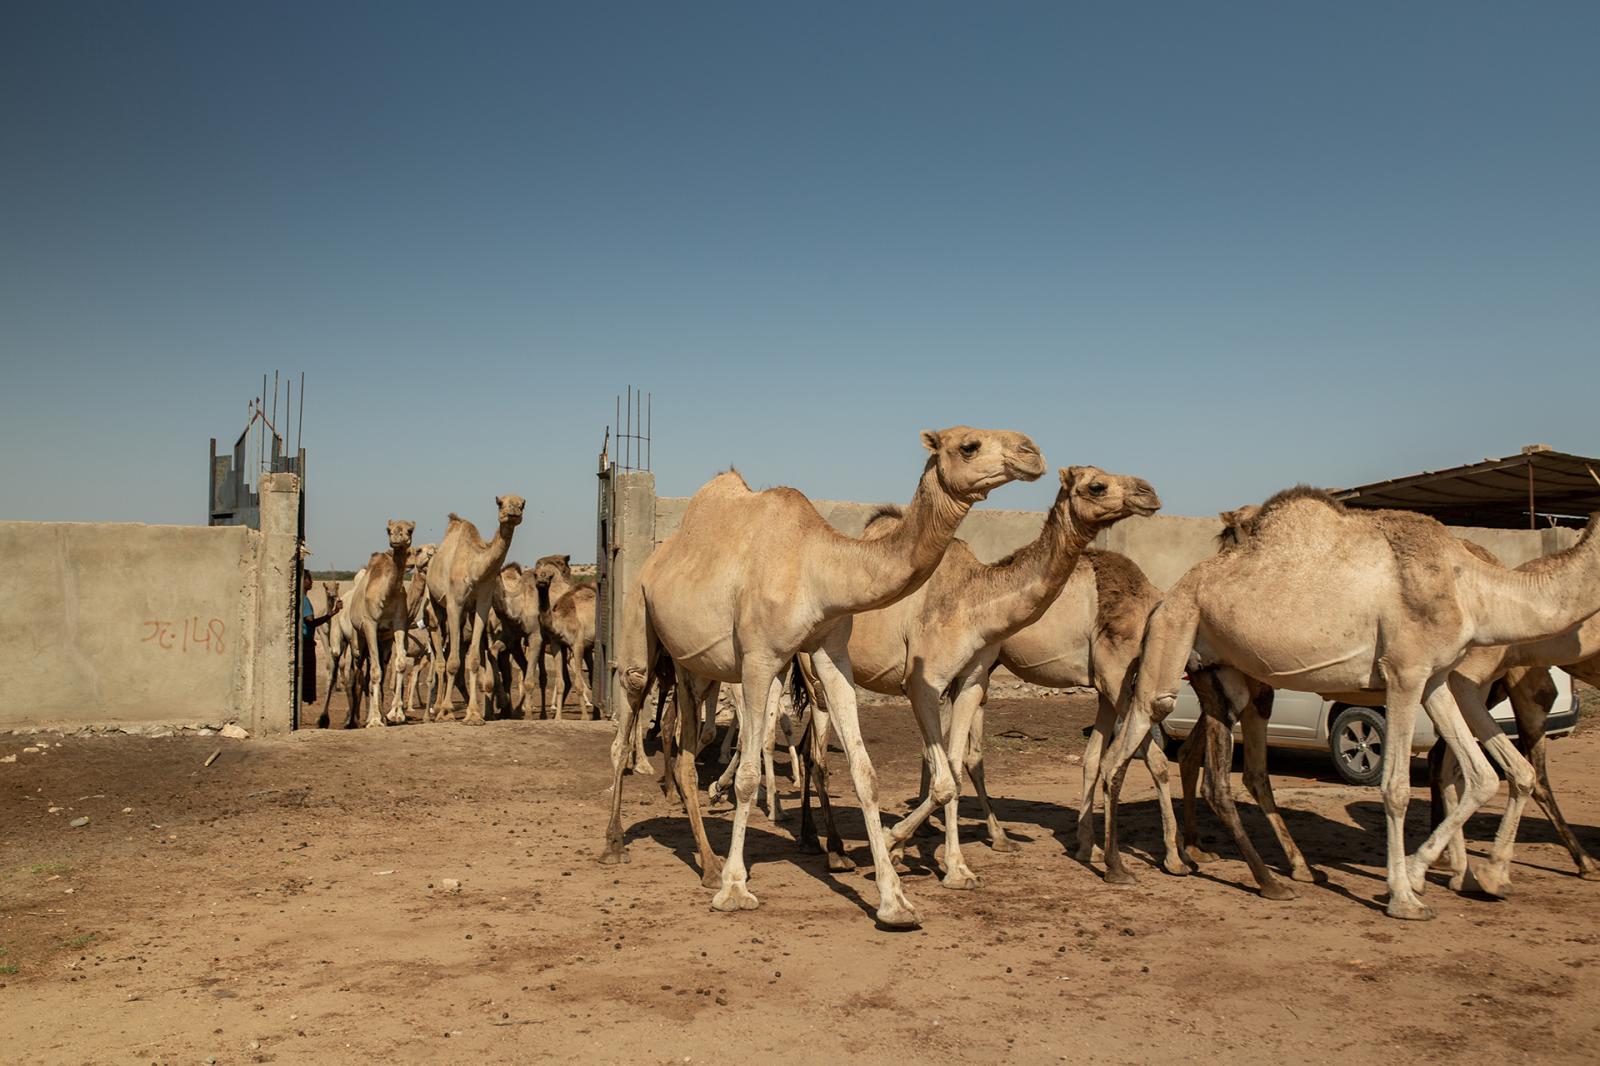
[1075,696,1120,862]
[461,595,490,725]
[1374,677,1433,920]
[385,630,410,724]
[318,643,343,729]
[432,600,461,722]
[813,626,918,928]
[886,669,960,855]
[360,621,387,729]
[935,660,996,889]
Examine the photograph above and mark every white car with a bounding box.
[1160,670,1579,785]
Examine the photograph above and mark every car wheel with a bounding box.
[1329,706,1386,786]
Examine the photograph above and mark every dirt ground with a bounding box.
[4,691,1600,1065]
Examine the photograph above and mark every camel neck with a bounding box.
[471,522,516,581]
[823,460,972,613]
[538,571,571,619]
[1465,517,1600,645]
[972,494,1096,638]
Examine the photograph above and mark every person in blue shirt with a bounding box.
[300,571,341,706]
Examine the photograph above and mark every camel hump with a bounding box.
[501,562,522,575]
[702,469,751,494]
[1246,485,1344,534]
[1087,549,1158,642]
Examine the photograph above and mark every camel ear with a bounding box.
[561,554,571,567]
[495,495,504,508]
[1061,467,1082,490]
[920,430,942,452]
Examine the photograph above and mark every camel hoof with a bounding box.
[1161,855,1191,877]
[700,865,723,890]
[1385,898,1436,922]
[597,843,629,866]
[1104,865,1138,887]
[1290,864,1317,884]
[1577,864,1600,882]
[710,883,760,912]
[1464,862,1512,899]
[941,866,981,891]
[989,834,1021,854]
[874,893,921,929]
[386,711,406,725]
[363,715,386,729]
[1259,879,1298,902]
[314,715,330,729]
[1448,871,1467,893]
[826,852,856,873]
[1072,841,1098,863]
[1185,846,1221,865]
[461,716,486,728]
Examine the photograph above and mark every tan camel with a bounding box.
[490,563,542,718]
[1099,487,1600,920]
[844,466,1160,889]
[993,549,1184,871]
[347,520,417,728]
[600,426,1045,928]
[531,554,597,719]
[1173,525,1600,899]
[426,495,526,725]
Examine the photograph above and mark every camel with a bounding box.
[532,554,598,719]
[1097,486,1600,920]
[842,466,1160,889]
[491,563,543,718]
[600,426,1046,928]
[1172,524,1600,900]
[426,495,526,725]
[346,521,418,728]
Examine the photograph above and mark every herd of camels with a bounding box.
[314,494,599,731]
[324,425,1600,930]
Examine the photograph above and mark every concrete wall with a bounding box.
[0,473,301,733]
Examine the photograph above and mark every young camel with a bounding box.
[599,427,1045,928]
[491,563,543,718]
[1099,487,1600,920]
[426,495,525,725]
[844,466,1161,889]
[532,554,597,719]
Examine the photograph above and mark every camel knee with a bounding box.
[1151,693,1177,721]
[731,762,761,803]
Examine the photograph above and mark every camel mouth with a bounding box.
[1004,455,1047,483]
[1128,491,1161,517]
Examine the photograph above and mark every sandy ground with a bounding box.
[4,692,1599,1065]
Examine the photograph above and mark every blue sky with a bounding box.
[3,2,1596,567]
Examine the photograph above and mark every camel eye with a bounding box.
[1089,483,1107,496]
[959,441,980,458]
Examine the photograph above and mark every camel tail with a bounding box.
[788,658,811,716]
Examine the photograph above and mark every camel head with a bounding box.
[495,494,527,529]
[533,553,573,593]
[386,520,416,551]
[1216,505,1260,548]
[407,542,437,573]
[1058,466,1161,529]
[920,426,1044,502]
[320,580,340,603]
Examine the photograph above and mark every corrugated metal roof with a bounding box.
[1334,446,1600,529]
